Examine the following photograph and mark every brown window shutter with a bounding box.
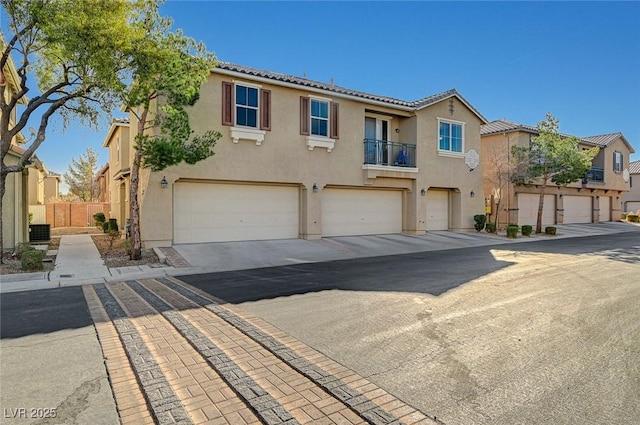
[300,97,310,135]
[260,89,271,131]
[222,81,233,126]
[330,102,340,139]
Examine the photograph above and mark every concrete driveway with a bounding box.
[172,222,638,274]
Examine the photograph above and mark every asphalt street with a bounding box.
[180,233,640,425]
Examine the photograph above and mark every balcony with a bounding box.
[583,167,604,184]
[363,139,416,168]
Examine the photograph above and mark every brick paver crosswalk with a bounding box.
[83,277,438,425]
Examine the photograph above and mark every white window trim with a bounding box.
[310,98,330,138]
[614,151,623,173]
[437,117,465,156]
[230,126,266,146]
[234,83,260,129]
[116,138,120,164]
[306,135,335,152]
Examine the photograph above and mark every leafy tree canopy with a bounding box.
[63,147,98,202]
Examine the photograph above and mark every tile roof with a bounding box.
[629,160,640,174]
[480,119,537,135]
[215,62,487,122]
[481,120,635,153]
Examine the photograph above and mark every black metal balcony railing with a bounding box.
[583,167,604,183]
[363,139,416,168]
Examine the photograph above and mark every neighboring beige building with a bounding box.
[117,63,488,248]
[1,33,29,250]
[95,163,110,203]
[621,160,640,213]
[101,118,131,227]
[481,120,635,228]
[44,171,61,202]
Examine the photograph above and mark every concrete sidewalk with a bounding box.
[1,222,638,294]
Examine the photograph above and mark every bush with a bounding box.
[108,218,119,232]
[621,212,627,220]
[473,214,487,232]
[94,212,106,228]
[107,229,122,250]
[102,221,110,233]
[21,249,43,271]
[521,225,533,236]
[627,213,639,223]
[506,225,518,238]
[124,239,131,255]
[14,242,35,259]
[485,223,496,233]
[545,226,557,235]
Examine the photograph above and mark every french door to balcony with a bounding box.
[365,117,389,165]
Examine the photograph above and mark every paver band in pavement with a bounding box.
[93,283,192,425]
[125,280,300,425]
[155,277,412,425]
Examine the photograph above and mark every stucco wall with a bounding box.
[135,72,486,246]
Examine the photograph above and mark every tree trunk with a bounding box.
[494,199,501,229]
[536,184,547,234]
[0,169,6,264]
[129,149,142,260]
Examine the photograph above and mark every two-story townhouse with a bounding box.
[101,118,132,226]
[621,160,640,213]
[1,33,29,250]
[481,120,635,228]
[124,63,488,248]
[27,156,49,205]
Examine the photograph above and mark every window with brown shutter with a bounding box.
[330,102,339,139]
[222,81,233,126]
[300,97,310,135]
[260,89,271,131]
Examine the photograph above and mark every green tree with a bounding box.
[511,113,599,233]
[0,0,137,259]
[63,147,99,201]
[124,0,220,260]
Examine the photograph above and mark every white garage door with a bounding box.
[426,190,449,231]
[599,196,611,222]
[563,195,592,224]
[518,194,555,226]
[625,201,640,214]
[322,189,402,237]
[173,182,299,243]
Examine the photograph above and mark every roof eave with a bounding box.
[415,91,488,124]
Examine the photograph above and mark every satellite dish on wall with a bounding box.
[465,149,480,171]
[623,168,630,183]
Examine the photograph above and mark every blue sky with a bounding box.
[4,1,640,187]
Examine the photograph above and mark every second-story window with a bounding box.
[613,151,623,173]
[235,85,258,128]
[311,99,329,137]
[438,119,464,153]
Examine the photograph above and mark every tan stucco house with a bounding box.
[481,120,635,228]
[1,33,29,250]
[111,63,489,247]
[621,160,640,213]
[27,158,60,205]
[95,163,110,203]
[101,118,131,227]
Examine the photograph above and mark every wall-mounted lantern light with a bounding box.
[421,188,426,196]
[160,176,168,189]
[470,190,475,198]
[559,194,563,198]
[312,183,318,193]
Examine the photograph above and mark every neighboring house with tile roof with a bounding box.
[621,160,640,213]
[481,120,635,229]
[110,62,488,247]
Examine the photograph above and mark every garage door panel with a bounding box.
[563,195,592,224]
[626,201,640,213]
[174,182,299,243]
[322,189,402,237]
[518,194,555,226]
[426,190,449,231]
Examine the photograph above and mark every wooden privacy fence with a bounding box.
[29,202,110,228]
